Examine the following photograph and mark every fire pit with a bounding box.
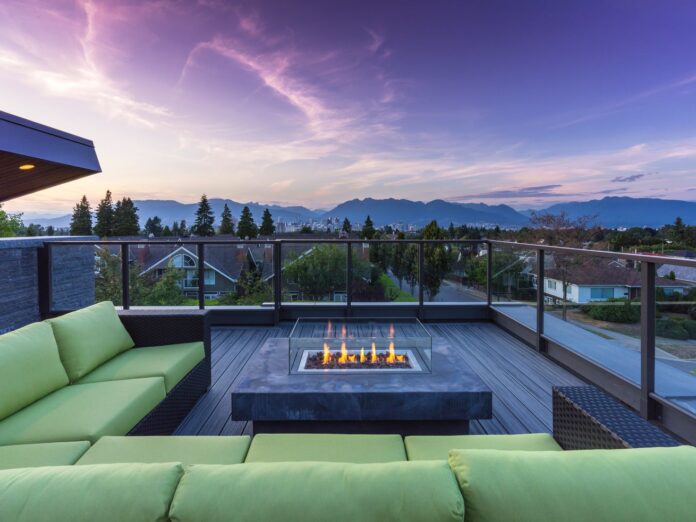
[289,318,432,374]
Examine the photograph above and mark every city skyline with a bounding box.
[2,0,696,213]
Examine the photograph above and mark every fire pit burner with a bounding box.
[288,318,432,374]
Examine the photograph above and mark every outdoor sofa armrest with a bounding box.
[118,309,211,359]
[552,386,681,450]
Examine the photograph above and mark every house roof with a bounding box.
[546,260,683,288]
[0,111,101,201]
[657,264,696,284]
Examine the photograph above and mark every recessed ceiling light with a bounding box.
[19,164,35,170]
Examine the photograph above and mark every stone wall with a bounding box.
[0,237,96,333]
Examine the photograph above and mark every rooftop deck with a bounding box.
[175,322,584,436]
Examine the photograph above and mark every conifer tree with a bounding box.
[236,206,258,238]
[70,195,92,236]
[192,194,215,236]
[144,215,163,237]
[342,218,352,234]
[219,203,235,235]
[361,215,375,239]
[161,225,173,237]
[171,221,180,236]
[178,220,189,237]
[94,190,114,237]
[112,197,140,236]
[259,208,275,236]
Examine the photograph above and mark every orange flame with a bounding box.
[322,342,331,365]
[348,354,357,363]
[339,342,348,364]
[371,342,377,363]
[396,354,405,363]
[360,347,366,363]
[387,341,396,364]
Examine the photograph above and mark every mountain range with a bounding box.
[22,196,696,230]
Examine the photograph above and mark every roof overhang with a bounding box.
[0,111,101,202]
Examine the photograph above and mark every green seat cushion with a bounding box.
[169,461,464,522]
[0,322,69,420]
[405,433,562,460]
[0,463,183,522]
[245,434,407,463]
[77,436,250,465]
[0,441,90,470]
[48,301,135,382]
[0,377,165,445]
[78,342,205,393]
[448,446,696,522]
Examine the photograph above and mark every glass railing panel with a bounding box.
[127,242,194,307]
[281,242,347,303]
[489,243,538,330]
[542,253,641,385]
[654,288,696,415]
[204,242,273,307]
[423,242,486,303]
[50,242,116,311]
[351,242,418,304]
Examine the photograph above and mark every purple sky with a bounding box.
[2,0,696,214]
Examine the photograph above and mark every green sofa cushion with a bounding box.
[245,434,407,463]
[169,461,464,522]
[48,301,135,382]
[77,436,250,465]
[0,441,90,470]
[78,342,205,392]
[405,433,562,460]
[0,377,165,445]
[0,322,69,420]
[448,446,696,522]
[0,463,183,522]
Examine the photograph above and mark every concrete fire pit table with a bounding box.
[230,336,492,436]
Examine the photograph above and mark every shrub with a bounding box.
[656,319,689,340]
[683,319,696,340]
[582,299,640,323]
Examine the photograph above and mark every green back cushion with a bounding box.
[448,446,696,522]
[48,302,134,382]
[0,463,183,522]
[169,461,464,522]
[405,433,562,460]
[0,441,91,470]
[0,322,69,420]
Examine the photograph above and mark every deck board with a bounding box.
[175,322,584,435]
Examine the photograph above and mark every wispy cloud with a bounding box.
[452,185,563,200]
[611,174,644,183]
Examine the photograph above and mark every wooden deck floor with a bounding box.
[175,322,584,436]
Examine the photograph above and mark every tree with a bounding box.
[45,225,55,236]
[236,206,258,238]
[70,195,92,236]
[94,190,114,237]
[259,208,275,236]
[219,203,235,235]
[342,218,352,234]
[421,220,453,300]
[362,215,376,239]
[161,225,173,237]
[171,221,180,236]
[0,204,23,237]
[112,197,140,236]
[24,223,44,236]
[300,225,313,234]
[192,194,215,236]
[144,216,163,237]
[283,245,346,301]
[448,222,456,239]
[391,232,411,289]
[178,220,189,237]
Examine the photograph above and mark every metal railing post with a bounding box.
[120,243,130,310]
[486,240,493,305]
[197,243,205,310]
[37,243,52,318]
[640,261,657,419]
[418,242,425,318]
[346,242,353,317]
[536,248,545,352]
[273,241,282,323]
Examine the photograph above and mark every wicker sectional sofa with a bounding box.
[0,302,210,446]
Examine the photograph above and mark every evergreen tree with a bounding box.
[178,220,189,237]
[259,208,275,236]
[171,221,180,236]
[362,215,376,239]
[219,203,235,235]
[94,190,114,237]
[46,225,55,237]
[161,225,173,237]
[144,216,163,237]
[342,218,352,234]
[448,222,456,239]
[192,194,215,236]
[112,197,140,236]
[236,206,258,238]
[422,220,454,300]
[70,195,92,236]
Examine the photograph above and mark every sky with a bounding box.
[2,0,696,215]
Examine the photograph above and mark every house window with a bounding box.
[204,269,215,285]
[590,287,614,300]
[547,280,557,290]
[171,253,196,268]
